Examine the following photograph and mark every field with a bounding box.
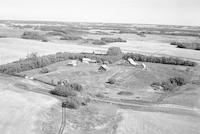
[117,109,200,134]
[0,21,200,65]
[19,59,200,106]
[0,74,61,134]
[0,20,200,134]
[18,60,200,134]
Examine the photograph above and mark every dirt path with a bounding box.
[13,74,199,116]
[10,75,200,134]
[91,97,200,116]
[58,107,66,134]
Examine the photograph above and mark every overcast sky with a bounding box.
[0,0,199,26]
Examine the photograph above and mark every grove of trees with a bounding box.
[123,53,197,66]
[0,47,197,75]
[21,31,48,42]
[50,81,86,109]
[151,77,187,91]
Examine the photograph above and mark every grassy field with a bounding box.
[0,74,60,134]
[117,109,200,134]
[1,37,200,65]
[19,60,200,107]
[63,103,121,134]
[0,38,106,64]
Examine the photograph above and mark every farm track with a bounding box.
[9,74,200,133]
[91,97,200,115]
[58,107,66,134]
[14,75,200,116]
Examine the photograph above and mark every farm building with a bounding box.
[82,58,96,64]
[93,50,107,55]
[67,60,77,66]
[98,64,109,71]
[136,31,146,37]
[128,58,139,66]
[142,63,147,70]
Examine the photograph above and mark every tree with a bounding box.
[107,78,116,84]
[107,47,122,56]
[40,67,49,73]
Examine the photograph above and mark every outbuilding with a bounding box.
[82,58,96,64]
[67,60,77,66]
[98,64,109,71]
[127,58,139,66]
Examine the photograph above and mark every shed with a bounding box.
[142,63,147,70]
[98,64,109,71]
[82,58,91,63]
[137,31,146,37]
[67,60,77,66]
[82,58,96,63]
[128,58,139,66]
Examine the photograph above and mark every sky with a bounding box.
[0,0,199,26]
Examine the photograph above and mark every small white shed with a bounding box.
[67,60,77,66]
[128,58,139,66]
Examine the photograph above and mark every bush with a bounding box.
[101,37,126,43]
[69,83,83,92]
[62,96,81,109]
[151,77,187,91]
[107,78,116,84]
[117,91,133,96]
[50,84,77,97]
[107,47,122,56]
[21,31,47,41]
[50,82,83,97]
[40,67,49,73]
[170,42,182,46]
[60,35,82,40]
[171,42,200,51]
[46,31,65,36]
[92,40,106,45]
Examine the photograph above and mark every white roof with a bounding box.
[101,64,109,70]
[142,63,147,69]
[67,60,77,64]
[128,58,139,66]
[82,58,91,61]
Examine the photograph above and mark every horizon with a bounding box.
[1,19,200,27]
[0,0,200,26]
